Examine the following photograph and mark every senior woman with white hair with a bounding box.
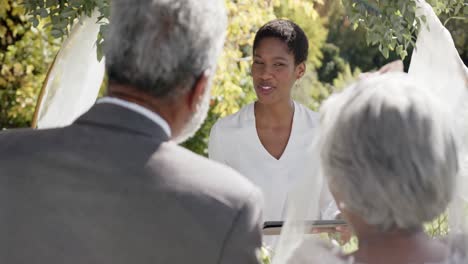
[320,72,462,264]
[282,72,467,264]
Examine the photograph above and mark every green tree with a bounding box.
[317,0,466,88]
[22,0,109,58]
[317,43,347,83]
[321,0,409,74]
[343,0,467,60]
[0,0,58,129]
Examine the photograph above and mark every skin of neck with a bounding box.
[254,98,295,127]
[106,81,190,139]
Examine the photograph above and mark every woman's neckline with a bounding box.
[251,100,297,161]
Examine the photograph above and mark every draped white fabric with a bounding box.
[35,11,105,129]
[408,0,468,235]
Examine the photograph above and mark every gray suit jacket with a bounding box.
[0,103,263,264]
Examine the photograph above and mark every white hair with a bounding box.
[320,72,458,231]
[105,0,227,99]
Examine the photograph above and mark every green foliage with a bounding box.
[292,70,330,111]
[292,59,361,112]
[332,63,362,90]
[425,213,449,238]
[317,43,347,83]
[181,101,221,156]
[344,0,418,60]
[274,0,328,69]
[324,0,408,73]
[343,0,467,60]
[426,0,467,17]
[0,0,59,129]
[259,246,272,264]
[22,0,109,59]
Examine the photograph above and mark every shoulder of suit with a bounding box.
[0,127,59,154]
[147,141,260,199]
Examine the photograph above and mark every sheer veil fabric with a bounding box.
[274,0,468,263]
[34,11,105,129]
[408,0,468,238]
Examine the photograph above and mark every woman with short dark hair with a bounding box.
[209,19,338,232]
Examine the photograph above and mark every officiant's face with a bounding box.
[252,37,305,105]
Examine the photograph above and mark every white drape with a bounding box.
[35,11,105,129]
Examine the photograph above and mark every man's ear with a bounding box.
[187,70,210,112]
[295,62,306,79]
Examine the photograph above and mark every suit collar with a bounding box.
[97,97,171,137]
[74,103,170,141]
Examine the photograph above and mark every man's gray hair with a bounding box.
[105,0,227,99]
[321,73,458,231]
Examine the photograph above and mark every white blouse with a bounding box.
[208,101,338,222]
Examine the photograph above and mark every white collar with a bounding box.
[97,97,171,137]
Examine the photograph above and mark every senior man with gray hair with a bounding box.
[319,72,460,264]
[0,0,263,263]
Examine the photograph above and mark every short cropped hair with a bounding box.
[320,73,458,231]
[253,19,308,65]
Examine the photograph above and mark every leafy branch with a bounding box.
[342,0,467,59]
[20,0,467,61]
[21,0,109,59]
